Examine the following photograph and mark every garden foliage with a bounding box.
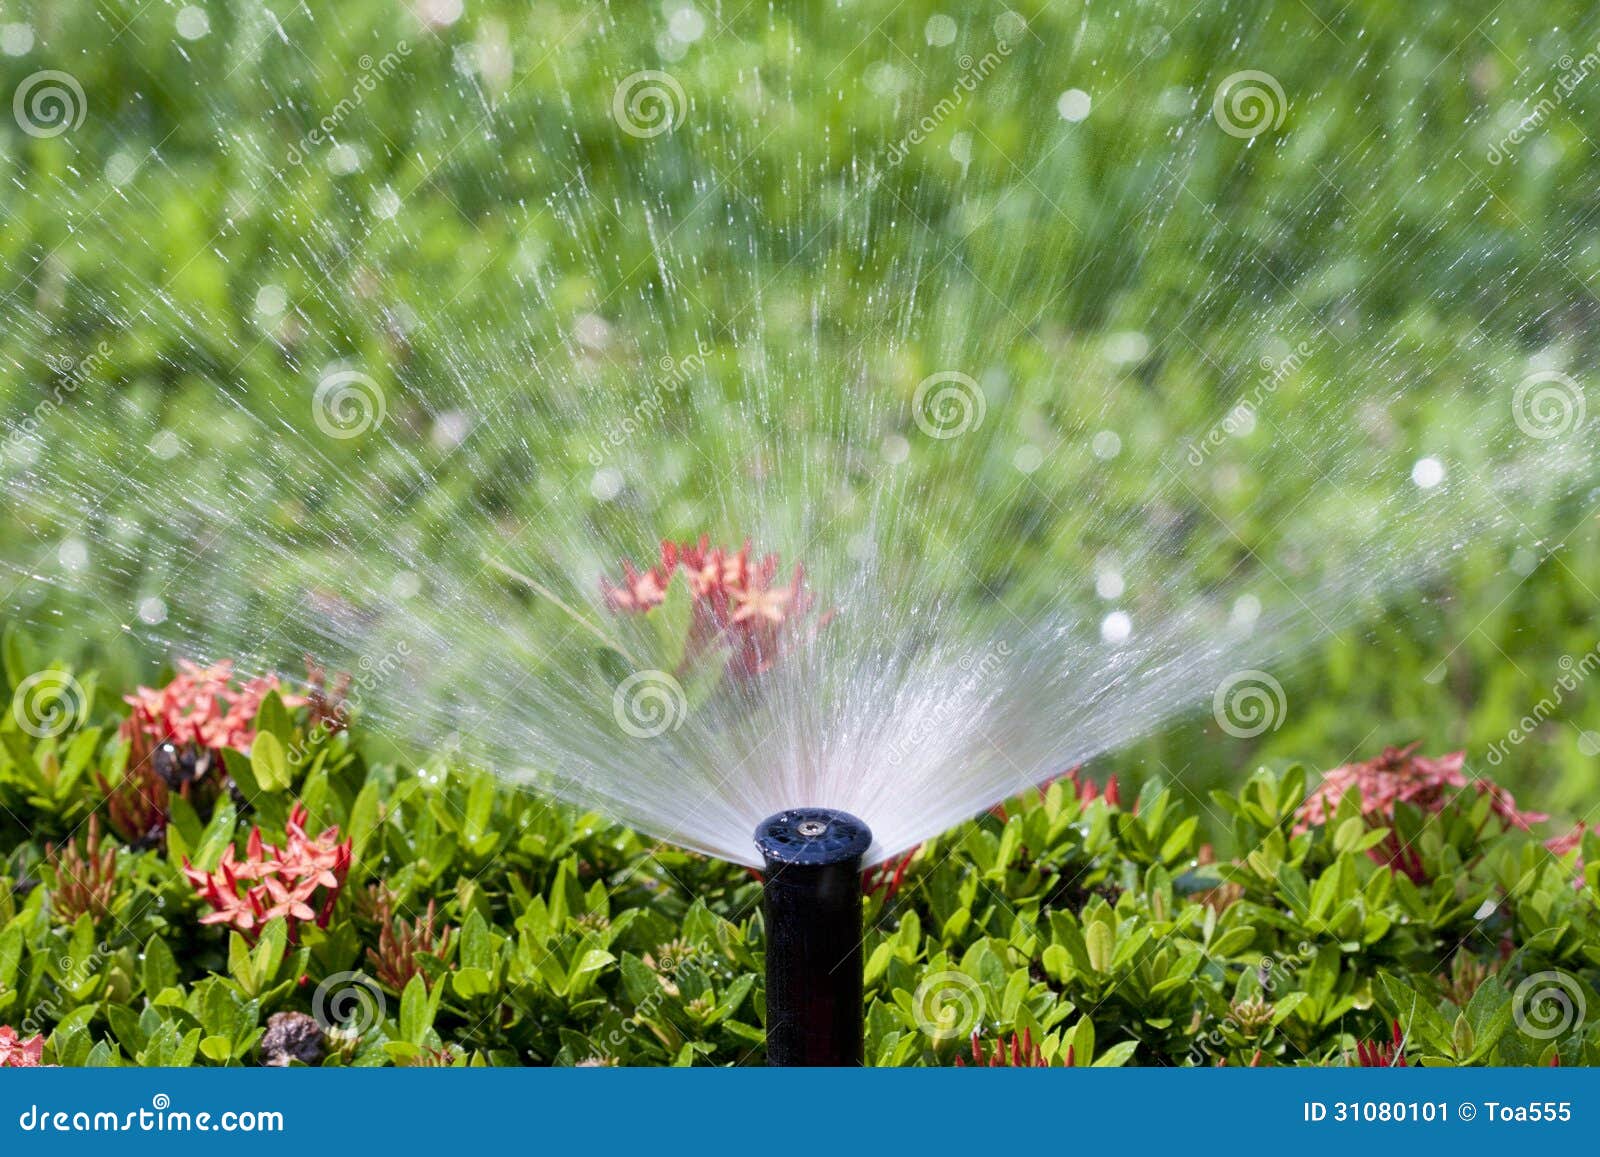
[0,648,1595,1067]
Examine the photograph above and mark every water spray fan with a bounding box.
[754,808,873,1066]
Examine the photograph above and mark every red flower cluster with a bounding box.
[1294,744,1548,880]
[123,660,302,755]
[1295,745,1546,834]
[955,1029,1053,1067]
[0,1026,44,1068]
[1353,1019,1407,1067]
[183,803,350,941]
[602,537,819,677]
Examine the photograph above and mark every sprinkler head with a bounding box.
[754,808,872,1067]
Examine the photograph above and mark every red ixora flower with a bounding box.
[602,537,822,677]
[0,1026,45,1068]
[183,802,350,942]
[123,659,303,757]
[1294,744,1547,881]
[1352,1019,1408,1067]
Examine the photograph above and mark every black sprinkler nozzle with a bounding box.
[754,807,873,1067]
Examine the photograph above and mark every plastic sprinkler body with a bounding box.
[754,808,873,1067]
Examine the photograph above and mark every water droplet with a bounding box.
[1057,89,1092,122]
[925,15,958,47]
[1013,444,1043,474]
[175,6,210,40]
[1091,430,1122,460]
[138,597,167,625]
[1100,610,1132,643]
[590,468,624,501]
[1411,456,1445,489]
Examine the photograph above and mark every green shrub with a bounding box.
[0,653,1595,1067]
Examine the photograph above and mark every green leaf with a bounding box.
[251,730,291,792]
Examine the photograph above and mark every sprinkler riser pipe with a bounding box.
[754,808,872,1067]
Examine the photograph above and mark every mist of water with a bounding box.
[2,4,1596,865]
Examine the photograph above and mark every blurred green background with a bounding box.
[0,1,1597,829]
